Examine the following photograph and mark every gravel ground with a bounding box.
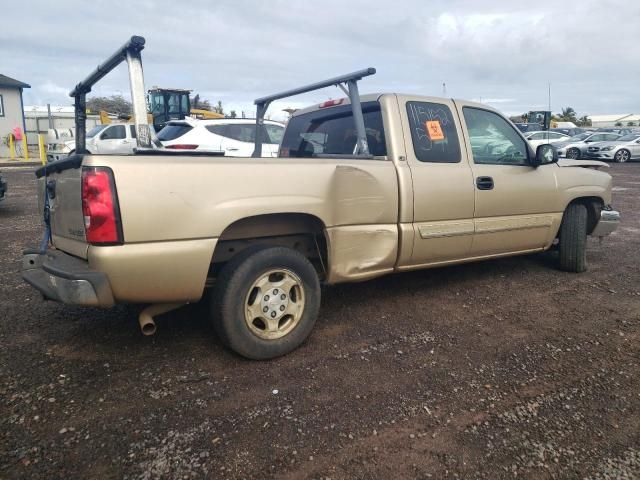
[1,164,639,479]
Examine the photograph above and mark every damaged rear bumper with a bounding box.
[22,248,114,306]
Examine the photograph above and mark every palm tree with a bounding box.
[558,107,577,123]
[577,115,591,127]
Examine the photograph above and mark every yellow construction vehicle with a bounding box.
[147,87,223,131]
[96,88,224,130]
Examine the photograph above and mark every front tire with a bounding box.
[558,203,588,273]
[566,147,581,160]
[211,246,321,360]
[614,149,630,163]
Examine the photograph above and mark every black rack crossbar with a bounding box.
[252,67,376,158]
[68,35,154,153]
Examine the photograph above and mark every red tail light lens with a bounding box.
[320,99,344,108]
[165,144,199,150]
[81,167,123,245]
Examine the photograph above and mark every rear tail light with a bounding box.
[319,99,345,108]
[165,144,199,150]
[81,167,123,245]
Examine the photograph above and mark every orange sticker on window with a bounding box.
[425,120,445,141]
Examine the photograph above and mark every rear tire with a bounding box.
[211,245,321,360]
[614,149,630,163]
[558,203,588,273]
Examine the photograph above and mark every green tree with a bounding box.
[576,115,592,127]
[615,122,623,127]
[190,93,211,111]
[228,110,237,119]
[213,100,224,115]
[86,95,132,116]
[627,121,636,127]
[557,107,577,123]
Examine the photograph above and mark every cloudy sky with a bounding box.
[2,0,639,120]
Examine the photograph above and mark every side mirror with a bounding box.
[531,144,558,167]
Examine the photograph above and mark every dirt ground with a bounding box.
[1,164,639,480]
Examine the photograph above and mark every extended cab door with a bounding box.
[454,101,561,256]
[396,95,476,267]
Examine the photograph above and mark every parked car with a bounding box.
[23,36,620,360]
[596,127,634,136]
[551,127,587,137]
[586,133,640,163]
[158,118,285,157]
[47,124,137,162]
[523,131,570,149]
[514,122,543,133]
[0,173,6,202]
[555,132,622,159]
[25,93,621,359]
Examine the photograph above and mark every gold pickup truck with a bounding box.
[22,38,619,360]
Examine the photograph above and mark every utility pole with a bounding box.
[442,82,447,96]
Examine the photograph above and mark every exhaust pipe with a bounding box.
[138,303,184,336]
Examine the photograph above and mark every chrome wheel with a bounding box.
[567,148,580,159]
[244,269,305,340]
[615,149,630,163]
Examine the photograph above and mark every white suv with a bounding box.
[157,118,285,157]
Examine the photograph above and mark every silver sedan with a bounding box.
[586,133,640,163]
[555,132,622,159]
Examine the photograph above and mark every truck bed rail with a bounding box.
[252,68,376,158]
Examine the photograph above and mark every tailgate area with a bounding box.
[22,248,114,306]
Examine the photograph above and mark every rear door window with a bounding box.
[279,101,387,157]
[205,124,279,144]
[129,125,137,139]
[406,101,461,163]
[157,124,193,141]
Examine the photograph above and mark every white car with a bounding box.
[523,130,570,150]
[157,118,285,157]
[47,123,137,162]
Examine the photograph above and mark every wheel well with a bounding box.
[566,197,603,234]
[210,213,328,279]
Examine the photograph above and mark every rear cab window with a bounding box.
[279,101,387,157]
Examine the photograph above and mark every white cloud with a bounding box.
[3,0,639,117]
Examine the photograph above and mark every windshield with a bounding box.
[87,125,108,138]
[568,133,590,142]
[618,134,640,141]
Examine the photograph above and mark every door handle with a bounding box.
[476,176,494,190]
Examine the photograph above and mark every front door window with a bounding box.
[463,107,529,166]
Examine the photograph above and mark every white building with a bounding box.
[23,105,103,145]
[589,114,640,128]
[0,74,30,157]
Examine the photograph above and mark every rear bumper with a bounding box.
[22,248,114,306]
[591,208,620,237]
